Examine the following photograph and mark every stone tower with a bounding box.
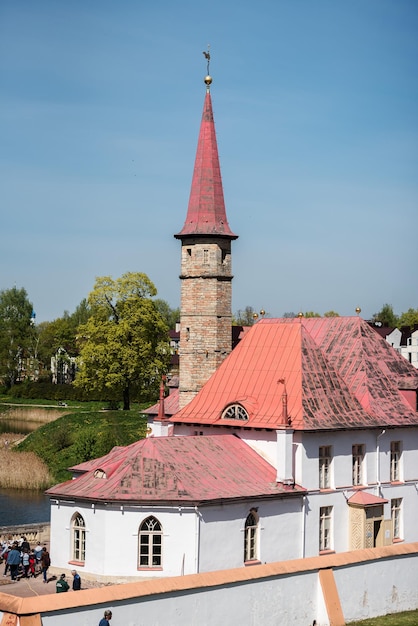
[175,71,238,409]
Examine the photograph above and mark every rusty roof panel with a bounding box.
[48,435,305,503]
[171,317,418,431]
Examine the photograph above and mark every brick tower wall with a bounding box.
[178,237,233,409]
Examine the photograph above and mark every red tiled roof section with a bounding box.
[348,491,388,506]
[175,90,237,239]
[47,435,304,503]
[171,317,418,431]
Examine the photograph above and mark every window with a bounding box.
[203,249,209,264]
[352,444,365,486]
[319,446,332,489]
[139,516,162,568]
[244,509,259,562]
[71,513,86,563]
[319,506,333,552]
[390,441,402,482]
[391,498,402,540]
[222,404,249,421]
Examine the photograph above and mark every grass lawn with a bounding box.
[349,610,418,624]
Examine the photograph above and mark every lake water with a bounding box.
[0,487,50,526]
[0,415,51,526]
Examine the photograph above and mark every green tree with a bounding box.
[304,311,321,318]
[324,311,340,317]
[74,272,171,410]
[0,287,34,387]
[372,304,398,327]
[398,308,418,328]
[36,299,92,374]
[154,299,180,329]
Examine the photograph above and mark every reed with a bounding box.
[0,449,53,489]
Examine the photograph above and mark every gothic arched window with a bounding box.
[71,512,86,563]
[244,508,259,563]
[138,516,163,568]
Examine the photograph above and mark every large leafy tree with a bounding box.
[398,307,418,328]
[0,287,34,387]
[37,299,92,367]
[372,303,398,327]
[74,272,170,410]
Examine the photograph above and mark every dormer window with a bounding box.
[221,404,249,421]
[94,469,106,479]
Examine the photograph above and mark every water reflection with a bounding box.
[0,488,50,526]
[0,419,39,435]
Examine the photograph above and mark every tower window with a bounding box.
[203,249,209,264]
[186,248,192,257]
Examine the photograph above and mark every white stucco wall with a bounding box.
[49,501,199,580]
[198,496,304,572]
[3,547,417,626]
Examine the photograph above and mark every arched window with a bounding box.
[71,512,86,563]
[138,516,162,568]
[244,508,259,563]
[221,404,249,421]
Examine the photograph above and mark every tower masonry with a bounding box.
[175,70,238,409]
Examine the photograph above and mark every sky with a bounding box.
[1,1,417,323]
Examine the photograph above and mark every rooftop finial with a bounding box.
[203,45,212,90]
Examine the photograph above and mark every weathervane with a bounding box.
[203,45,212,89]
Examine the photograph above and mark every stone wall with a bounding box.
[0,542,417,626]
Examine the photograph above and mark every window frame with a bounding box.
[138,516,163,569]
[244,509,259,563]
[390,441,402,482]
[319,506,333,552]
[391,498,402,541]
[71,512,86,563]
[352,444,365,486]
[222,404,249,421]
[319,445,332,489]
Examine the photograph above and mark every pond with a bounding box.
[0,487,50,525]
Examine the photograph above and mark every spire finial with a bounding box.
[203,45,212,90]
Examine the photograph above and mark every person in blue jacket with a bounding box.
[71,569,81,590]
[99,609,112,625]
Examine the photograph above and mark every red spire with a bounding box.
[175,87,237,239]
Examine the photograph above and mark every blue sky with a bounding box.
[1,0,417,323]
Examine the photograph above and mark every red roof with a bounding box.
[171,317,418,431]
[47,435,304,503]
[348,491,388,506]
[175,89,237,239]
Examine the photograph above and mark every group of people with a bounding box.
[0,535,50,582]
[55,570,81,593]
[1,535,112,624]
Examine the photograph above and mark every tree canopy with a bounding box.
[0,287,35,387]
[74,272,171,410]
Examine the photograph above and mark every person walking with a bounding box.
[99,609,112,625]
[71,569,81,590]
[40,546,51,583]
[6,543,21,581]
[56,573,70,593]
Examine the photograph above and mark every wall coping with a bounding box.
[0,542,417,618]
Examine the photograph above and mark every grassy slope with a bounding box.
[16,406,149,484]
